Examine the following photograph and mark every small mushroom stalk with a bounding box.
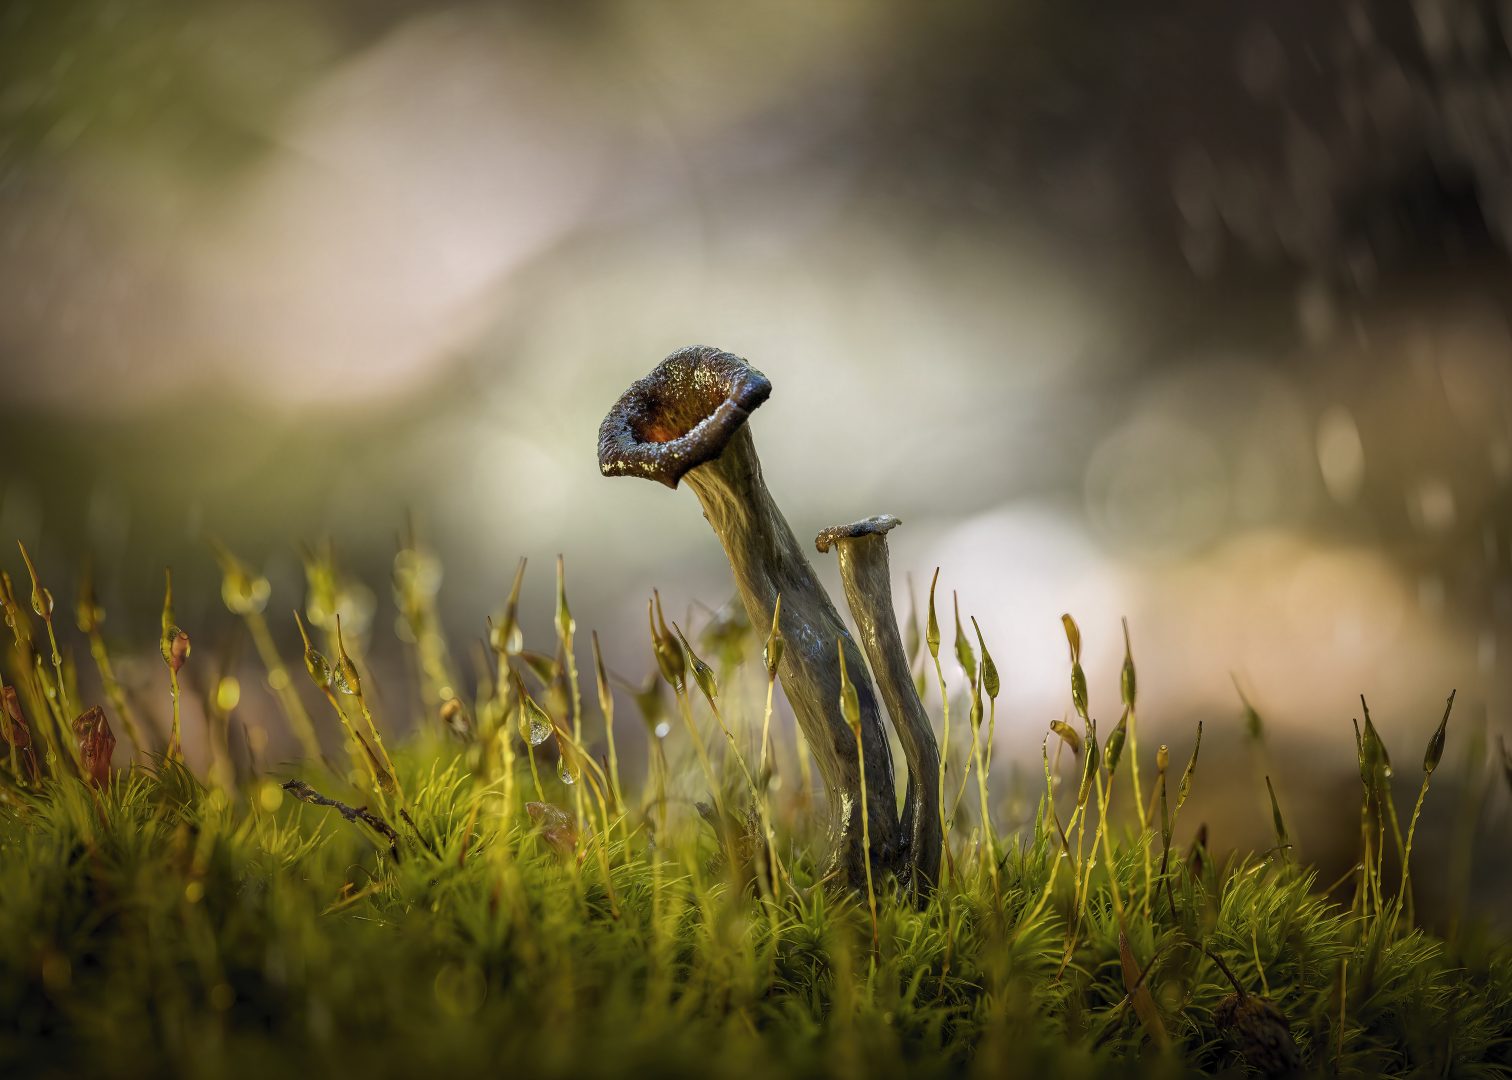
[817,516,942,894]
[599,346,900,888]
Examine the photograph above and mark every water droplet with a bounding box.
[653,719,671,739]
[518,700,552,747]
[331,663,358,696]
[557,755,580,786]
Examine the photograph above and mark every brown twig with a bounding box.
[282,779,401,862]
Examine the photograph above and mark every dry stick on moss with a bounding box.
[282,778,400,862]
[398,808,440,859]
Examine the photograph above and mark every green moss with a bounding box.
[0,547,1508,1078]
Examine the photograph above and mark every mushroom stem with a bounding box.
[598,346,900,888]
[681,426,900,887]
[817,517,942,894]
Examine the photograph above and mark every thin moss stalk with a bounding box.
[927,568,951,880]
[18,542,71,727]
[1392,690,1455,933]
[837,641,877,954]
[76,564,150,758]
[160,569,190,763]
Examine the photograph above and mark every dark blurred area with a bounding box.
[2,1,1510,919]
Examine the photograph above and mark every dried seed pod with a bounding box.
[1,686,29,751]
[166,629,190,674]
[73,705,115,788]
[1,686,39,784]
[526,801,577,857]
[1213,992,1301,1077]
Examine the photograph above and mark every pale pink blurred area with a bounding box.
[2,0,1511,892]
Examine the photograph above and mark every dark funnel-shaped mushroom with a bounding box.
[599,346,900,888]
[816,516,941,894]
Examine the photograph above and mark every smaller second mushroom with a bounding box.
[816,515,942,894]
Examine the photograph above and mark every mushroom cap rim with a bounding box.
[815,514,902,553]
[597,345,772,490]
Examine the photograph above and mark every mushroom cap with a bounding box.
[815,514,902,553]
[598,346,773,489]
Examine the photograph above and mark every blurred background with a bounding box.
[2,1,1509,918]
